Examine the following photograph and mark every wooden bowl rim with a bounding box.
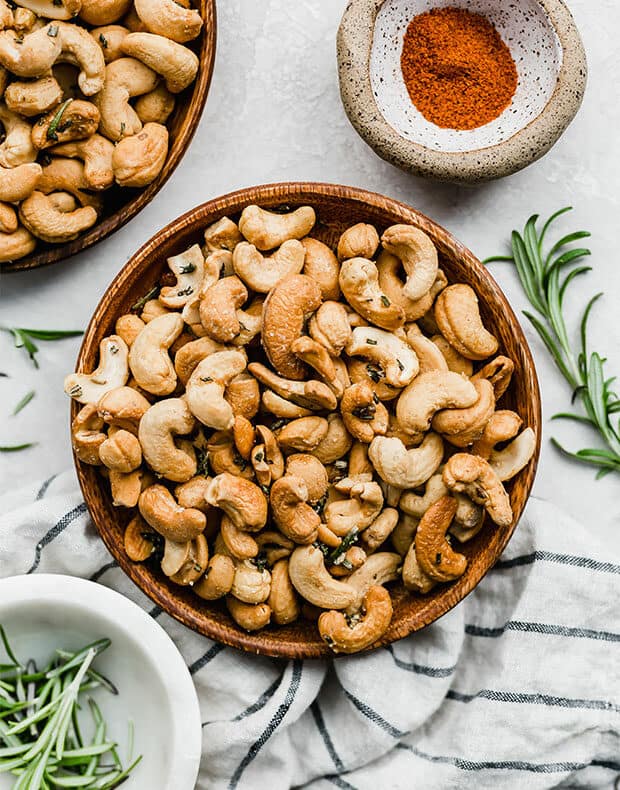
[74,181,541,659]
[1,0,217,274]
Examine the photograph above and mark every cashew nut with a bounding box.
[135,82,175,124]
[90,24,130,60]
[95,57,158,141]
[285,454,328,504]
[345,552,400,613]
[129,312,183,396]
[288,545,356,609]
[248,362,337,411]
[435,284,499,361]
[339,257,405,331]
[392,513,419,557]
[308,300,352,357]
[203,216,242,252]
[311,414,352,464]
[268,559,300,626]
[360,508,399,553]
[194,555,235,601]
[97,385,150,432]
[139,484,206,542]
[232,239,305,294]
[99,428,141,473]
[340,382,389,443]
[121,31,198,94]
[185,350,247,430]
[472,355,515,400]
[431,334,474,376]
[133,0,203,44]
[290,335,339,394]
[381,224,439,301]
[402,542,436,593]
[71,403,106,465]
[65,335,129,404]
[124,512,156,562]
[0,104,36,166]
[345,326,419,388]
[231,560,271,604]
[395,370,478,435]
[377,251,445,322]
[50,135,115,191]
[432,378,495,447]
[225,372,260,420]
[489,427,536,482]
[337,222,379,262]
[301,237,340,300]
[405,324,448,374]
[226,598,271,631]
[199,275,248,344]
[443,454,512,528]
[414,496,467,582]
[112,121,168,187]
[205,473,268,532]
[19,191,97,242]
[238,204,315,251]
[276,416,329,453]
[37,158,102,212]
[0,163,41,203]
[270,475,320,544]
[138,398,197,482]
[325,478,384,536]
[369,433,443,489]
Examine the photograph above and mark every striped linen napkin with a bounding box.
[1,470,618,789]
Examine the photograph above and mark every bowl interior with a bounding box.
[0,575,201,790]
[371,0,562,151]
[74,183,541,659]
[1,0,216,273]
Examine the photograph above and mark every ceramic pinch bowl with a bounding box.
[337,0,587,184]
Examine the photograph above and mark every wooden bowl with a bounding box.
[72,182,541,659]
[1,0,216,274]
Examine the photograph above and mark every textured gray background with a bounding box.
[0,0,617,543]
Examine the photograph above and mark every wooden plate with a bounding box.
[1,0,216,273]
[73,182,541,659]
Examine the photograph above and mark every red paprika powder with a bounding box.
[400,7,518,131]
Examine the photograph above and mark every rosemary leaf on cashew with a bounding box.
[485,207,620,478]
[1,327,83,368]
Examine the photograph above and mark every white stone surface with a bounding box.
[0,0,618,544]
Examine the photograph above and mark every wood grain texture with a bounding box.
[1,0,216,274]
[72,182,542,659]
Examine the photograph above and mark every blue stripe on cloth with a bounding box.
[35,474,58,501]
[325,775,357,789]
[465,621,620,643]
[228,659,303,790]
[202,674,284,728]
[492,550,620,575]
[148,605,163,619]
[89,560,118,582]
[189,643,225,675]
[384,644,456,678]
[396,743,620,773]
[343,690,407,739]
[27,503,88,573]
[446,688,620,713]
[311,700,344,772]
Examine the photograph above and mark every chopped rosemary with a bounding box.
[12,390,35,416]
[131,285,160,312]
[485,208,620,478]
[366,338,378,345]
[380,295,391,307]
[1,327,83,368]
[179,262,196,274]
[46,97,72,140]
[326,528,359,565]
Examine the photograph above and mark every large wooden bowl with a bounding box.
[73,182,541,659]
[1,0,216,273]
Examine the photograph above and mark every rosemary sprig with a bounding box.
[485,207,620,478]
[0,444,36,453]
[1,328,83,368]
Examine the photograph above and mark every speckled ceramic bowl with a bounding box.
[337,0,587,184]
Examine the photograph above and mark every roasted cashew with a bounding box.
[435,284,499,361]
[432,378,496,447]
[276,416,329,453]
[51,135,115,191]
[206,430,254,480]
[121,31,198,93]
[174,337,225,385]
[415,496,467,582]
[135,82,175,124]
[14,0,81,21]
[232,238,305,293]
[319,585,392,654]
[337,223,379,262]
[138,398,197,482]
[159,245,206,309]
[290,335,339,393]
[239,204,315,251]
[392,514,419,557]
[112,122,168,187]
[186,350,247,431]
[231,560,271,604]
[395,370,478,435]
[139,484,206,542]
[232,415,255,462]
[174,476,211,513]
[308,300,352,357]
[37,158,102,212]
[405,324,448,374]
[226,598,271,631]
[369,433,443,489]
[225,373,260,420]
[325,478,384,536]
[19,190,96,243]
[133,0,203,43]
[270,475,320,544]
[301,237,340,299]
[194,555,235,601]
[253,425,285,481]
[489,428,536,482]
[220,514,258,560]
[285,454,328,504]
[167,535,208,586]
[99,428,141,473]
[0,162,41,203]
[32,100,100,150]
[360,508,399,553]
[261,273,322,380]
[345,552,400,613]
[381,224,439,302]
[340,382,389,443]
[129,312,183,396]
[471,410,522,459]
[248,362,337,411]
[288,545,356,609]
[339,257,405,331]
[203,216,242,253]
[64,335,129,404]
[443,454,512,528]
[71,403,106,465]
[472,355,515,400]
[402,542,436,593]
[310,414,352,464]
[205,473,268,532]
[199,275,248,344]
[95,57,158,141]
[124,513,156,562]
[345,326,419,388]
[347,357,400,402]
[0,225,35,262]
[0,202,16,234]
[268,559,300,625]
[0,104,36,166]
[376,251,446,322]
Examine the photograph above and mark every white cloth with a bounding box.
[0,470,618,790]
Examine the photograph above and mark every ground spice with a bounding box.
[400,7,518,131]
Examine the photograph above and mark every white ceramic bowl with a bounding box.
[0,575,201,790]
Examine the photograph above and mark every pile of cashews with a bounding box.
[64,204,536,654]
[0,0,203,262]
